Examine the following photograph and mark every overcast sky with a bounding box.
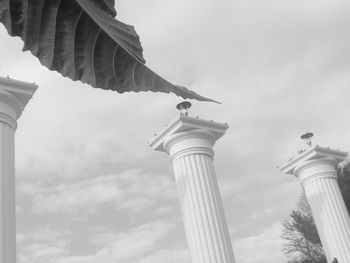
[1,0,350,262]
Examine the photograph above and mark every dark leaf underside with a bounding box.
[0,0,215,102]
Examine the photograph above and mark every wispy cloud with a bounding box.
[17,220,182,263]
[233,222,284,263]
[18,227,71,263]
[89,220,175,259]
[19,169,176,215]
[52,220,178,263]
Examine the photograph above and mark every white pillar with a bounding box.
[280,146,350,263]
[150,116,236,263]
[0,77,38,263]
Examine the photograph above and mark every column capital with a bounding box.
[149,116,228,159]
[295,157,339,186]
[150,116,228,162]
[0,77,38,129]
[279,145,348,177]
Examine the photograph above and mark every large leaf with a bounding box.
[0,0,215,102]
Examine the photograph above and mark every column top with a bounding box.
[279,145,348,175]
[0,76,38,119]
[149,115,229,152]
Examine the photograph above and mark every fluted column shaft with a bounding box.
[0,118,16,263]
[0,90,19,263]
[164,129,235,263]
[295,158,350,263]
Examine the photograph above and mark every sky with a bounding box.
[1,0,350,262]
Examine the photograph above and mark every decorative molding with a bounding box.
[301,171,337,187]
[149,116,228,152]
[170,147,214,164]
[279,145,348,175]
[0,113,17,131]
[0,76,38,120]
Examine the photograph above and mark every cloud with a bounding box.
[18,168,176,215]
[52,220,178,263]
[136,249,189,263]
[119,198,155,213]
[18,227,71,263]
[90,220,175,259]
[233,222,284,263]
[17,220,182,263]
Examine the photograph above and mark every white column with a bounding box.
[0,99,16,263]
[0,77,38,263]
[280,146,350,263]
[150,116,235,263]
